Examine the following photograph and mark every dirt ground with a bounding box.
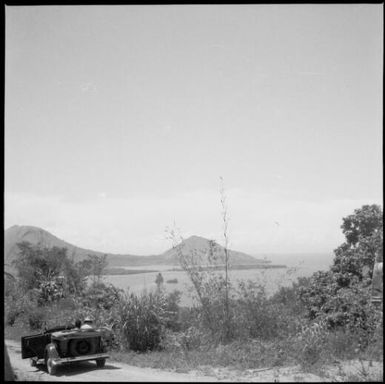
[5,339,383,382]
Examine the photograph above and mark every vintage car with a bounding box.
[21,324,113,375]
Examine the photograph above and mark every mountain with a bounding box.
[4,226,267,270]
[4,225,149,268]
[159,235,267,265]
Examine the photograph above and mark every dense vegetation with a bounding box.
[4,204,383,375]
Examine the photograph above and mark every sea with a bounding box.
[103,253,334,307]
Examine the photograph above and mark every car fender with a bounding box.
[45,343,59,360]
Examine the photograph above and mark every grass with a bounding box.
[6,322,290,374]
[5,318,383,382]
[4,279,383,380]
[345,371,383,382]
[109,338,298,373]
[4,322,30,342]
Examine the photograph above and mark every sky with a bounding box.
[4,5,383,259]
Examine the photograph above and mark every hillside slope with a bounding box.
[160,235,267,265]
[4,225,140,267]
[4,226,266,269]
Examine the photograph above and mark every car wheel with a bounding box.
[96,358,106,368]
[69,339,97,356]
[46,357,57,376]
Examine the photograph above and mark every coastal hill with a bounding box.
[4,226,269,270]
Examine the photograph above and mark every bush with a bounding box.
[5,307,19,326]
[159,327,212,353]
[164,290,182,331]
[179,326,212,351]
[365,311,383,361]
[294,320,329,369]
[81,282,123,310]
[119,291,169,352]
[233,280,299,341]
[166,278,178,284]
[28,307,47,330]
[322,329,360,360]
[4,285,40,328]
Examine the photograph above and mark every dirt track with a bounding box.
[5,339,217,382]
[5,339,383,382]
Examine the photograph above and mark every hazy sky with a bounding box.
[5,5,383,258]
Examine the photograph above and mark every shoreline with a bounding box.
[104,264,287,276]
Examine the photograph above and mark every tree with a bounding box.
[340,204,382,247]
[13,242,67,292]
[299,204,383,331]
[332,205,383,284]
[155,273,164,290]
[78,254,108,285]
[63,258,88,296]
[12,242,88,303]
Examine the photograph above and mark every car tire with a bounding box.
[69,339,97,356]
[96,359,106,368]
[46,357,57,376]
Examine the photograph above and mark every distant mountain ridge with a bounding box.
[4,225,267,269]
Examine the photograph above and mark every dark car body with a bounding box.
[21,324,112,375]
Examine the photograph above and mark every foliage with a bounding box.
[340,204,383,247]
[5,204,383,373]
[159,203,382,368]
[219,176,231,340]
[4,283,40,327]
[270,276,309,316]
[166,227,233,343]
[12,242,88,304]
[81,281,123,311]
[295,319,329,369]
[77,254,108,285]
[298,270,339,320]
[27,306,47,330]
[118,290,179,352]
[299,204,383,333]
[164,178,233,343]
[6,243,113,330]
[163,290,182,332]
[332,205,383,284]
[4,276,20,325]
[234,280,300,340]
[13,242,66,291]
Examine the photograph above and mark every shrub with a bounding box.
[166,278,178,284]
[4,286,40,328]
[294,320,329,369]
[164,290,182,331]
[322,329,360,360]
[81,281,123,310]
[233,280,298,341]
[159,329,184,352]
[179,326,212,351]
[5,307,19,326]
[119,291,169,352]
[28,307,47,330]
[365,312,383,361]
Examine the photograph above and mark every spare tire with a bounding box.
[69,339,97,356]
